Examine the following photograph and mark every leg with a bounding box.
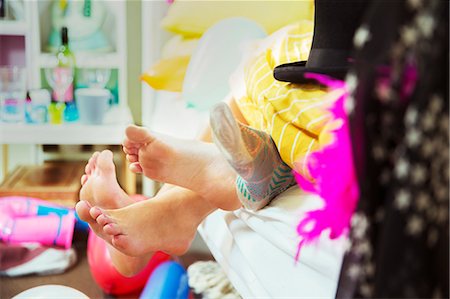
[122,125,241,211]
[210,103,297,211]
[91,186,216,257]
[77,150,225,259]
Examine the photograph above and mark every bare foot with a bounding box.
[79,150,132,209]
[76,150,133,241]
[75,150,153,276]
[123,125,241,211]
[91,187,215,257]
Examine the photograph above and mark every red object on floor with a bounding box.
[86,194,170,296]
[87,232,170,295]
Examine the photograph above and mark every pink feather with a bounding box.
[294,73,359,261]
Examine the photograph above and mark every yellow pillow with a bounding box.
[161,35,199,58]
[141,35,198,92]
[161,0,314,38]
[141,56,190,92]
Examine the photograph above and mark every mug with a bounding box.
[75,88,111,125]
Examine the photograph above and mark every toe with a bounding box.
[96,213,112,226]
[126,154,139,163]
[104,223,122,236]
[123,146,139,155]
[85,163,91,175]
[75,202,113,243]
[123,140,141,151]
[89,206,104,220]
[125,125,155,144]
[96,150,116,176]
[75,201,92,222]
[89,151,100,173]
[129,162,143,173]
[81,174,88,185]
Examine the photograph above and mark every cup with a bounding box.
[28,89,51,124]
[48,102,65,124]
[75,88,111,125]
[0,66,26,123]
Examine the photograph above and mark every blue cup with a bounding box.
[75,88,111,125]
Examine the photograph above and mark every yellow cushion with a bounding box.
[141,35,199,92]
[161,0,314,38]
[161,35,199,58]
[141,56,191,92]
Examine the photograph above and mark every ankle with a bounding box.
[160,188,216,227]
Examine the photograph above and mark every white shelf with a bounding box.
[0,20,27,36]
[0,106,133,144]
[39,52,122,69]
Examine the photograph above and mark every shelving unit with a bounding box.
[39,52,123,69]
[33,0,128,107]
[0,0,135,192]
[0,0,130,117]
[0,106,133,144]
[0,0,131,129]
[0,20,27,36]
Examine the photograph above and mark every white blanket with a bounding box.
[199,186,347,298]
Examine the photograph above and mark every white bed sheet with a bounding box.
[198,186,347,298]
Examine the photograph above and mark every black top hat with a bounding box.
[273,0,369,84]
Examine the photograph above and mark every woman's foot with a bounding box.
[76,150,154,276]
[91,187,215,257]
[123,125,240,211]
[77,150,134,237]
[210,103,297,211]
[79,150,133,209]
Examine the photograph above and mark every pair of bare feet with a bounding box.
[76,103,295,268]
[76,125,239,258]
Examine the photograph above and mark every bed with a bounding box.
[199,186,347,298]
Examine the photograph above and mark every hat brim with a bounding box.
[273,61,348,84]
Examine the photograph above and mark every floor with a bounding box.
[1,230,214,298]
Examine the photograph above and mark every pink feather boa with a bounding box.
[294,73,359,260]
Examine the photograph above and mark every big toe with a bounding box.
[85,151,100,175]
[96,150,116,177]
[75,200,92,223]
[125,125,154,144]
[75,201,113,243]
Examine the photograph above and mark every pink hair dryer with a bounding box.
[0,196,76,249]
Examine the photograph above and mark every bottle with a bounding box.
[55,26,78,122]
[25,91,32,123]
[0,0,6,19]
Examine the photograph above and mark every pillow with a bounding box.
[141,35,198,92]
[161,35,199,58]
[161,0,314,38]
[141,56,190,92]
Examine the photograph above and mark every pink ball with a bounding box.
[87,232,170,296]
[86,195,170,295]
